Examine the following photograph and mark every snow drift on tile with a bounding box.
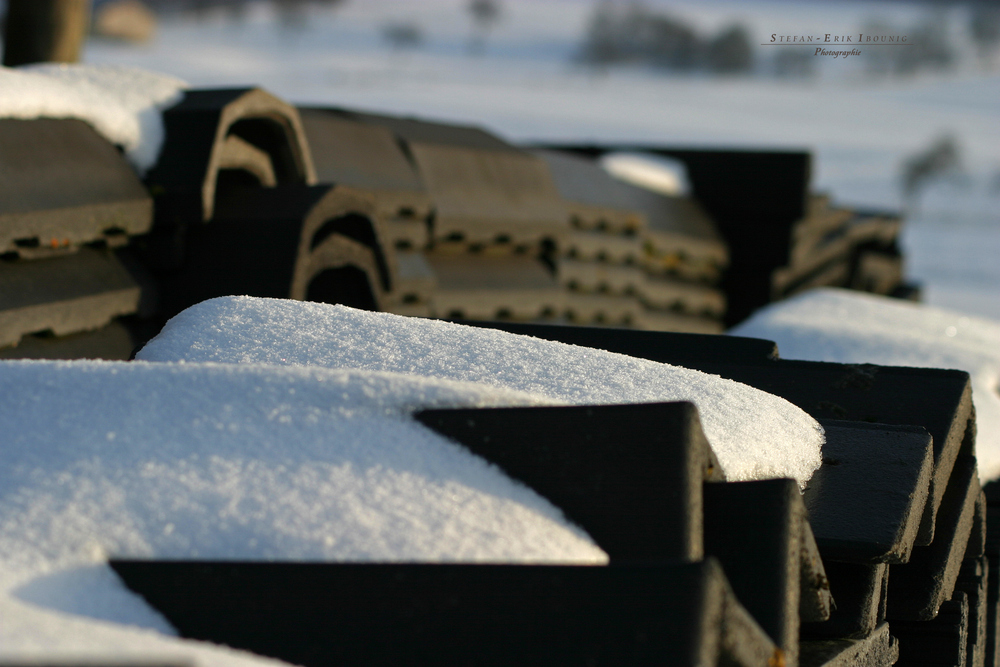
[0,64,186,171]
[732,287,1000,481]
[136,295,826,487]
[0,360,605,660]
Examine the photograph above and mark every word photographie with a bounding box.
[814,47,862,58]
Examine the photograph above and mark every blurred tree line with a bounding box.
[863,4,1000,77]
[577,1,1000,79]
[578,2,754,75]
[139,0,345,26]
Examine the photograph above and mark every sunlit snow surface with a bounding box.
[0,360,606,660]
[732,288,1000,480]
[0,298,827,660]
[136,296,825,487]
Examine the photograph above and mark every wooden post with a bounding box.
[3,0,92,67]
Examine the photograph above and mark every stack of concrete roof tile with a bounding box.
[297,114,917,335]
[297,107,433,316]
[146,87,316,224]
[848,209,908,297]
[0,117,153,359]
[6,83,927,360]
[535,148,728,333]
[105,322,994,666]
[134,89,405,327]
[159,183,392,315]
[460,320,994,667]
[300,111,731,331]
[537,146,915,327]
[300,110,570,322]
[772,196,906,301]
[336,112,568,320]
[109,400,800,666]
[350,111,568,251]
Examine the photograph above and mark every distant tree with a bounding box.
[467,0,501,55]
[272,0,345,31]
[578,1,622,64]
[970,4,1000,65]
[861,17,896,77]
[901,135,963,209]
[633,8,700,70]
[382,20,422,50]
[138,0,345,18]
[578,2,701,70]
[896,12,955,75]
[706,23,753,74]
[274,0,307,29]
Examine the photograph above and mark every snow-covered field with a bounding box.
[78,0,1000,318]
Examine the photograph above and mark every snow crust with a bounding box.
[137,296,826,487]
[0,64,186,172]
[0,359,605,660]
[731,288,1000,481]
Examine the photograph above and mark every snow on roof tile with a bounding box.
[731,287,1000,481]
[0,64,186,172]
[136,296,826,488]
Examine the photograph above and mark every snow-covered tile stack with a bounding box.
[468,296,1000,666]
[731,288,1000,481]
[0,360,603,662]
[132,296,835,664]
[0,65,184,359]
[733,288,1000,667]
[135,296,824,485]
[2,297,836,665]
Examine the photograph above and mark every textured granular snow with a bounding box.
[0,64,186,171]
[136,296,826,487]
[731,288,1000,481]
[0,360,605,660]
